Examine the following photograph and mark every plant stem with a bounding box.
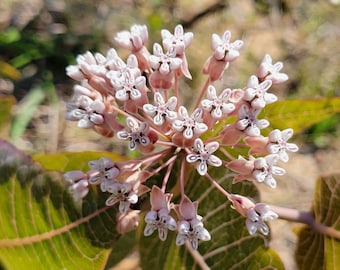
[269,205,340,240]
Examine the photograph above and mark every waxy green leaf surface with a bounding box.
[139,155,285,270]
[296,174,340,270]
[0,141,131,270]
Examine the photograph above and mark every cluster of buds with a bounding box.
[64,24,298,250]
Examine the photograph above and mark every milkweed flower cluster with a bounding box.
[64,24,298,249]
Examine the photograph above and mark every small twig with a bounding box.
[181,1,229,29]
[270,205,340,240]
[185,242,210,270]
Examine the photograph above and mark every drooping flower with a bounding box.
[252,154,286,188]
[186,138,222,176]
[175,196,211,250]
[63,170,89,202]
[257,54,288,84]
[87,157,120,188]
[144,186,177,241]
[65,95,106,129]
[105,181,139,213]
[228,194,278,235]
[246,203,278,235]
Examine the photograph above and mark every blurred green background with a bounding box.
[0,0,339,153]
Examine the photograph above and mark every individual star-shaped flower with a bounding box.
[87,157,120,188]
[144,186,177,241]
[257,54,289,85]
[236,104,269,136]
[161,24,193,56]
[114,24,148,51]
[211,30,244,62]
[143,92,178,126]
[201,85,235,119]
[267,128,299,162]
[174,196,211,250]
[172,106,208,140]
[227,194,278,235]
[149,43,182,75]
[65,95,105,129]
[246,203,278,235]
[112,69,146,102]
[186,138,222,175]
[243,75,277,109]
[117,117,151,150]
[63,170,89,202]
[105,181,138,213]
[252,154,286,188]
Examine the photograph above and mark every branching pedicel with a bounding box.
[64,24,298,250]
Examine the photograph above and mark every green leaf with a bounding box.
[9,87,46,142]
[262,98,340,134]
[139,156,285,269]
[33,151,127,172]
[295,174,340,270]
[0,96,15,137]
[0,140,127,270]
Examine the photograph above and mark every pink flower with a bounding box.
[228,194,278,235]
[186,138,222,176]
[252,154,286,188]
[257,54,288,84]
[63,171,89,202]
[175,196,211,250]
[65,95,105,129]
[87,157,120,188]
[201,85,235,119]
[203,30,243,81]
[116,210,140,234]
[115,24,148,51]
[143,92,178,126]
[149,44,182,90]
[117,117,155,151]
[236,104,269,136]
[161,24,193,79]
[172,106,207,140]
[243,75,276,109]
[144,186,177,241]
[227,156,255,183]
[246,203,278,235]
[267,128,299,162]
